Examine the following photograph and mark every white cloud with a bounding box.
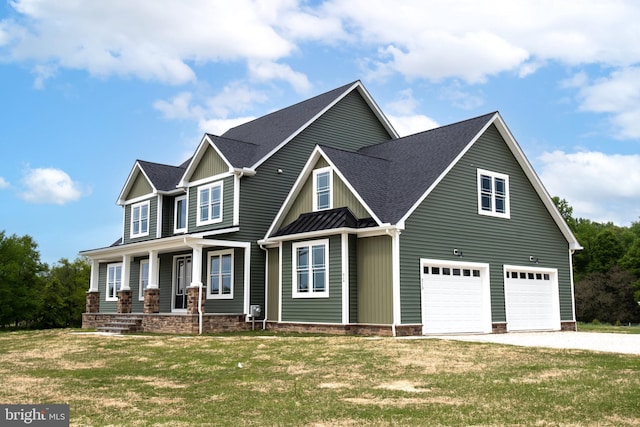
[387,114,438,137]
[248,60,312,93]
[198,117,256,136]
[575,67,640,139]
[538,150,640,225]
[0,177,9,189]
[20,167,87,205]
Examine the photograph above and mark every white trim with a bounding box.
[105,262,123,302]
[292,239,330,299]
[156,195,162,238]
[243,243,251,318]
[174,195,188,234]
[138,259,150,301]
[188,172,232,188]
[89,259,99,292]
[233,174,240,226]
[171,254,192,312]
[390,230,401,336]
[477,168,510,219]
[278,242,283,322]
[503,264,561,332]
[177,135,234,188]
[569,250,577,322]
[312,166,333,211]
[206,249,235,300]
[117,162,157,205]
[341,233,349,324]
[121,254,131,290]
[196,181,224,226]
[420,258,492,335]
[130,200,150,239]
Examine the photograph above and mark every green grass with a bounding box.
[578,322,640,334]
[0,329,639,426]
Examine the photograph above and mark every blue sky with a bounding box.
[1,0,640,265]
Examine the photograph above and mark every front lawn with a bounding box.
[0,330,639,426]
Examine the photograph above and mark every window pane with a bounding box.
[442,268,450,275]
[312,245,325,268]
[495,178,505,195]
[453,268,461,276]
[141,262,149,289]
[481,175,492,192]
[133,206,140,222]
[317,171,329,190]
[297,247,309,268]
[313,270,325,292]
[141,218,148,233]
[200,189,209,221]
[177,199,186,229]
[431,266,440,275]
[481,194,492,211]
[211,276,219,294]
[222,276,232,294]
[221,254,232,274]
[317,191,330,210]
[495,196,505,213]
[298,271,309,292]
[211,255,220,275]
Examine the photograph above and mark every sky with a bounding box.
[1,0,640,265]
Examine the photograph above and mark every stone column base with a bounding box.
[117,289,133,314]
[187,286,205,315]
[86,291,100,313]
[144,288,160,313]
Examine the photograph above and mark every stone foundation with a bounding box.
[561,321,577,331]
[82,313,250,334]
[186,286,205,315]
[117,290,132,314]
[266,322,422,337]
[492,322,508,334]
[143,288,160,314]
[85,291,100,314]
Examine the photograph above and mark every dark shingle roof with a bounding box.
[273,207,376,237]
[138,160,187,192]
[218,81,358,167]
[203,135,259,169]
[323,112,497,224]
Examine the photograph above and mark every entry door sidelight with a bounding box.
[174,255,192,310]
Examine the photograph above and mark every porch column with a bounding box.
[144,250,160,314]
[118,254,132,314]
[187,244,205,315]
[85,259,100,313]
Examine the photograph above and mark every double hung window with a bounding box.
[292,240,329,298]
[197,182,223,226]
[174,195,187,232]
[106,263,122,301]
[313,167,332,211]
[477,169,510,218]
[138,260,149,301]
[207,250,234,299]
[131,201,150,238]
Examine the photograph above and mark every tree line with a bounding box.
[0,231,89,329]
[2,199,640,330]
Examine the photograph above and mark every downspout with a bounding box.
[259,242,268,330]
[385,228,400,337]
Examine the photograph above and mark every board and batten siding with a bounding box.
[399,124,573,324]
[122,196,158,245]
[191,145,230,182]
[235,90,394,315]
[280,235,342,323]
[267,248,280,321]
[188,175,235,232]
[357,235,393,324]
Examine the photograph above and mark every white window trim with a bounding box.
[130,200,150,238]
[138,259,150,301]
[106,262,123,302]
[207,249,234,300]
[477,168,510,219]
[196,181,224,226]
[292,239,329,299]
[174,195,188,233]
[312,167,333,211]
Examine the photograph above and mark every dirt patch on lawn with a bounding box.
[343,396,464,407]
[376,380,430,393]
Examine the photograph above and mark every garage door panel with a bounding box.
[421,261,491,334]
[505,267,560,332]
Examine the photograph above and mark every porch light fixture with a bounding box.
[529,256,539,264]
[453,248,463,257]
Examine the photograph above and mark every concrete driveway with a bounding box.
[421,332,640,355]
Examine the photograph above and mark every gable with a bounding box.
[125,172,153,201]
[281,158,369,227]
[191,145,230,181]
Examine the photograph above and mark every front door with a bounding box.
[173,255,192,311]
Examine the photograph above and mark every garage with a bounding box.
[504,266,560,331]
[421,260,492,334]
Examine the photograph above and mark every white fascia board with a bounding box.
[259,225,398,245]
[80,227,241,260]
[116,161,157,206]
[177,134,234,188]
[491,114,582,251]
[397,116,494,225]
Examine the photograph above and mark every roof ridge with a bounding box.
[137,159,187,169]
[206,133,261,147]
[320,144,391,163]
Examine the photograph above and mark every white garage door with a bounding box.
[421,260,492,334]
[504,267,560,332]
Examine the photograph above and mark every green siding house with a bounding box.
[260,111,581,336]
[81,80,581,336]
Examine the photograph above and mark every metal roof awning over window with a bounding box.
[272,207,377,237]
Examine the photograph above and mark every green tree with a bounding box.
[38,257,90,328]
[0,231,45,328]
[575,266,640,324]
